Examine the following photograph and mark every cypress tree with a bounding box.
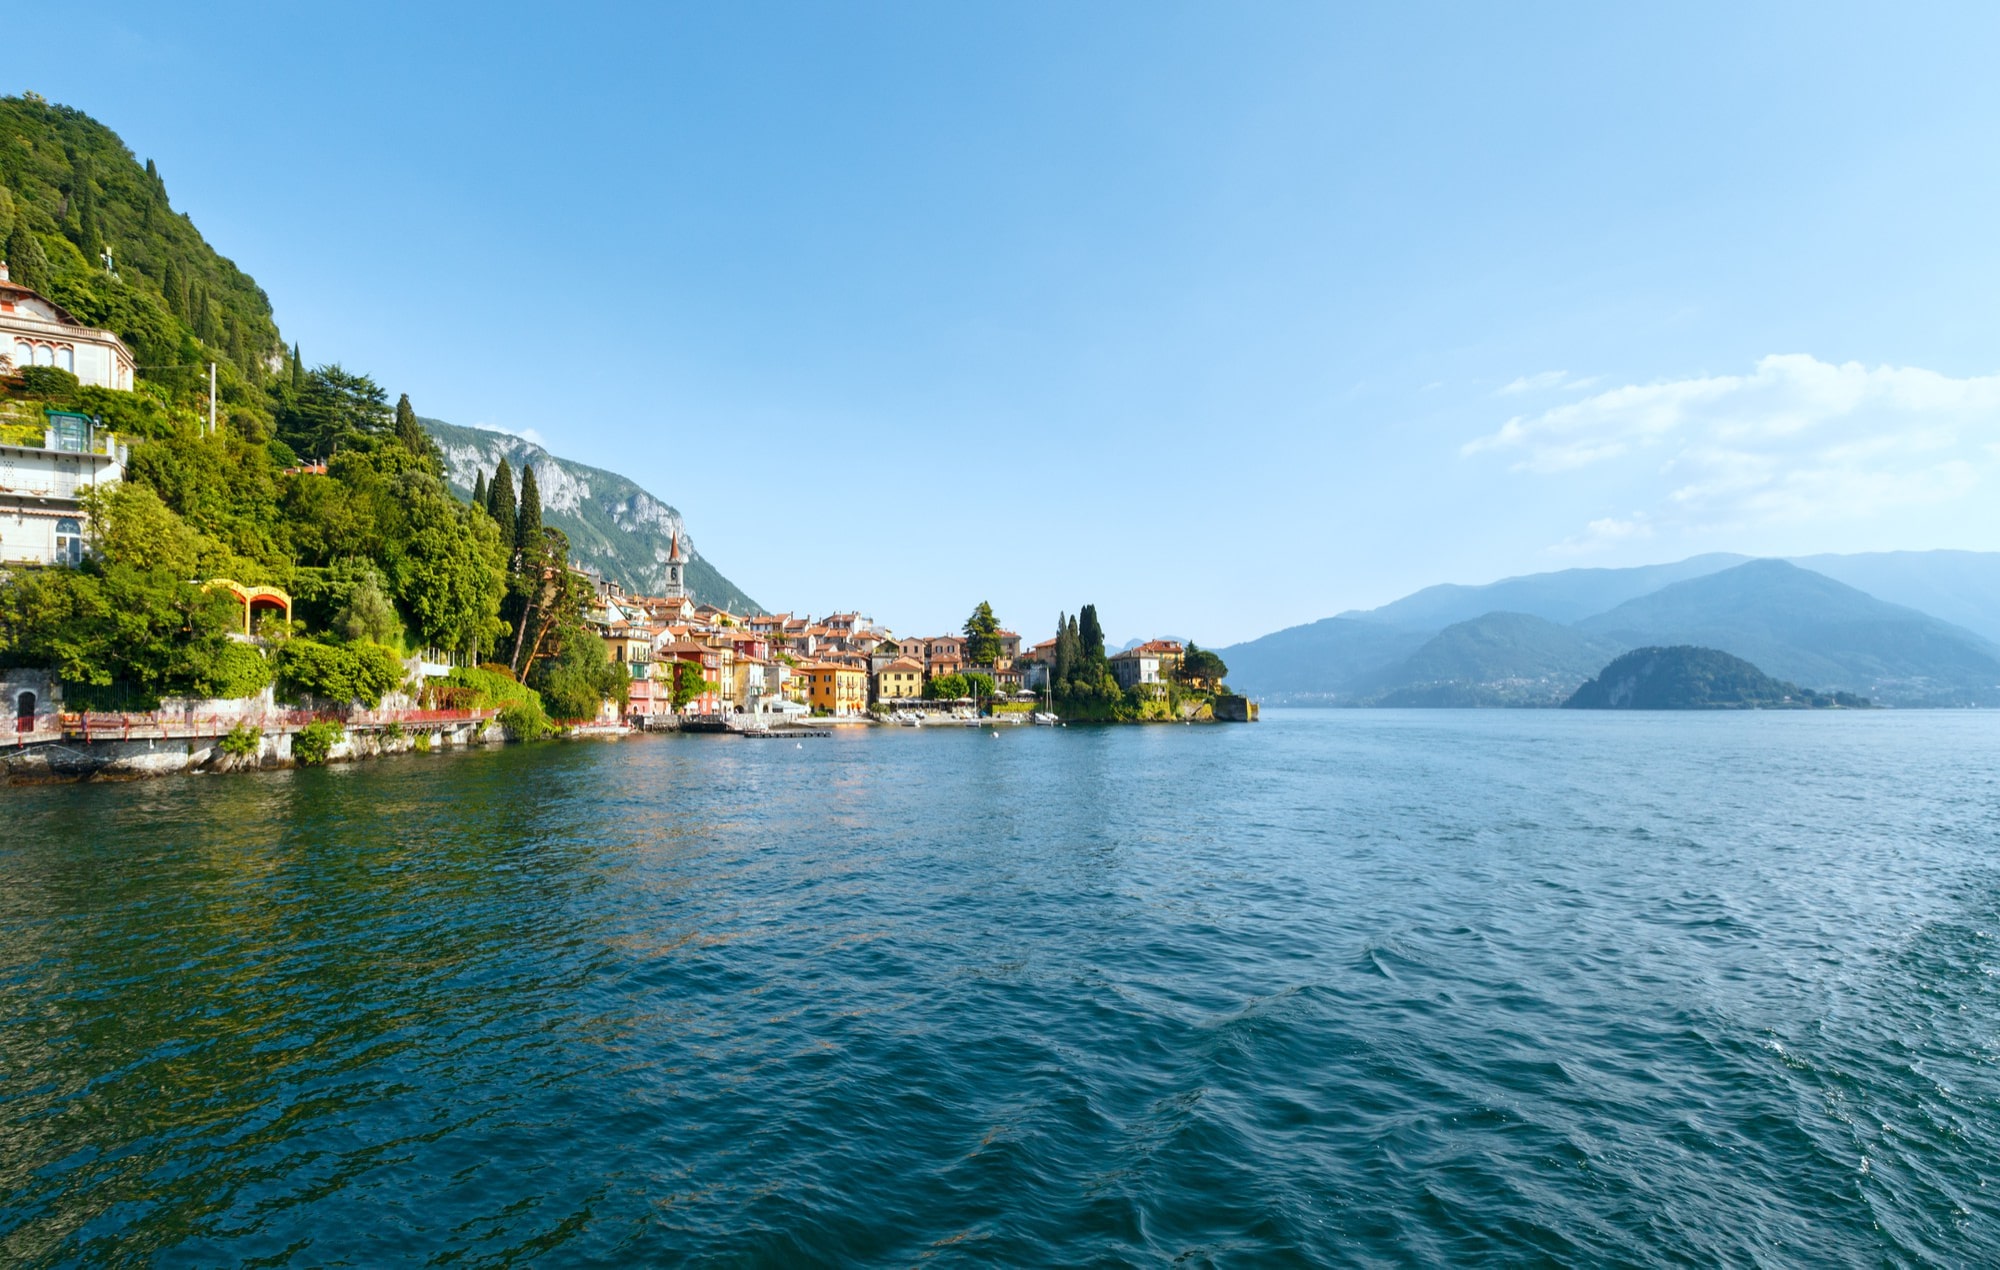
[1052,612,1073,690]
[488,458,517,546]
[472,470,488,510]
[6,225,51,293]
[289,343,303,391]
[515,463,543,554]
[394,393,428,453]
[1079,605,1104,663]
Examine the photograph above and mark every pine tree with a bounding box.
[6,225,51,293]
[515,463,543,555]
[472,470,488,510]
[487,458,517,546]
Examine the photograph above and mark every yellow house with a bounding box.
[873,656,925,703]
[799,661,869,716]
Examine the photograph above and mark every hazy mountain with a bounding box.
[1214,617,1431,703]
[1576,560,2000,706]
[1358,613,1626,707]
[423,417,762,614]
[1340,554,1750,630]
[1787,551,2000,645]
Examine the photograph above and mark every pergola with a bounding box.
[208,579,292,636]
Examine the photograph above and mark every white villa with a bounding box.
[0,263,136,389]
[0,262,134,566]
[0,411,127,567]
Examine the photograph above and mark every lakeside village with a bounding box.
[0,264,1251,780]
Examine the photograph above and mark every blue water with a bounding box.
[4,710,1999,1264]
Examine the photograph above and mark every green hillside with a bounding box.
[0,94,280,416]
[1359,612,1625,707]
[423,418,760,614]
[1565,646,1865,710]
[1576,560,2000,706]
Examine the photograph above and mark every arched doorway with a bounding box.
[16,691,35,734]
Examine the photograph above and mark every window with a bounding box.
[33,344,52,367]
[55,346,73,372]
[11,341,29,368]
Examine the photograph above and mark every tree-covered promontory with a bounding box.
[1563,646,1869,710]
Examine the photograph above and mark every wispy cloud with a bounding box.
[1463,354,2000,542]
[1496,369,1600,396]
[484,424,547,447]
[1549,513,1654,556]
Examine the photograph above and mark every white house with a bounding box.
[0,412,126,567]
[0,264,136,390]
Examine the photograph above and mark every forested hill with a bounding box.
[0,94,280,409]
[424,418,760,614]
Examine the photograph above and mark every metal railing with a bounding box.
[10,707,500,745]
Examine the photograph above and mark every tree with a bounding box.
[391,476,507,660]
[486,458,517,547]
[963,600,1001,666]
[670,659,715,710]
[393,392,435,465]
[275,365,391,459]
[335,568,400,644]
[471,470,487,510]
[6,223,51,294]
[507,526,589,675]
[1078,605,1106,663]
[515,462,543,557]
[530,628,628,720]
[1175,643,1228,690]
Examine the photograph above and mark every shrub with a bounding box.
[218,722,261,757]
[293,720,343,765]
[412,732,432,753]
[382,720,405,742]
[498,698,552,740]
[18,366,80,398]
[197,642,272,699]
[444,665,539,711]
[275,638,405,707]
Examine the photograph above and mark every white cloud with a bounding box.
[483,424,546,447]
[1497,370,1568,395]
[1549,513,1654,556]
[1495,369,1600,397]
[1462,354,2000,540]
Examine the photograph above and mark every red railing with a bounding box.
[38,707,499,744]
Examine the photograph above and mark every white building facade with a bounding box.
[0,413,127,567]
[0,265,136,390]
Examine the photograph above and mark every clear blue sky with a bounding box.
[20,2,2000,645]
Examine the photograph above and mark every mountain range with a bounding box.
[422,417,762,614]
[1221,553,2000,708]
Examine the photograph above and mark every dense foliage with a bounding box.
[0,97,627,722]
[962,601,1001,667]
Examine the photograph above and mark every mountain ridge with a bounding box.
[1221,551,2000,707]
[423,417,762,615]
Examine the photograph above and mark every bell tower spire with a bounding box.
[664,527,686,600]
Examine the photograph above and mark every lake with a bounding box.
[4,710,1998,1264]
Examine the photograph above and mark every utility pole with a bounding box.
[208,362,217,435]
